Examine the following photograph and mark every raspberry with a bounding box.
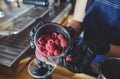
[37,37,46,45]
[47,39,54,45]
[57,34,64,39]
[47,51,54,56]
[54,39,60,46]
[45,43,50,50]
[45,34,52,41]
[42,49,48,55]
[54,49,60,56]
[52,32,58,38]
[49,45,55,52]
[66,56,72,62]
[60,38,68,48]
[38,46,45,52]
[46,44,55,53]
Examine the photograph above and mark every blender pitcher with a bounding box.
[28,21,73,79]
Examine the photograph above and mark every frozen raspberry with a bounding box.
[45,34,52,40]
[42,49,48,55]
[47,39,54,45]
[66,56,72,62]
[54,39,60,46]
[60,38,68,48]
[54,49,60,56]
[45,44,50,50]
[49,45,55,52]
[47,51,54,56]
[46,43,55,53]
[57,34,64,39]
[37,37,46,46]
[52,32,58,38]
[38,46,45,52]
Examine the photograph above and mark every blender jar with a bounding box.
[34,22,72,62]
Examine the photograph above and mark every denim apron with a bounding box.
[83,0,120,45]
[80,0,120,74]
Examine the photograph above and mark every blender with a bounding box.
[28,21,72,79]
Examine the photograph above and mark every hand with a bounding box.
[59,40,110,73]
[58,43,86,73]
[64,26,75,39]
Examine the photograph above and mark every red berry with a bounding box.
[55,39,60,46]
[66,56,72,62]
[47,39,54,45]
[60,39,68,48]
[57,34,64,39]
[43,49,48,55]
[37,37,46,45]
[45,43,55,53]
[45,34,52,41]
[47,51,54,56]
[54,49,60,56]
[38,46,45,52]
[52,32,58,38]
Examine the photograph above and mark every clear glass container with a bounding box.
[28,58,56,79]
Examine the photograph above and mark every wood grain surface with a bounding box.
[0,56,96,79]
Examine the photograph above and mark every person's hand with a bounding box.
[59,40,110,73]
[64,26,75,39]
[58,42,86,73]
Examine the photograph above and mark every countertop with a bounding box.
[0,56,97,79]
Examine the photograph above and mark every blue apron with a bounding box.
[80,0,120,74]
[83,0,120,45]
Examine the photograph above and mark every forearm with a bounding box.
[106,44,120,57]
[67,0,87,36]
[67,20,82,37]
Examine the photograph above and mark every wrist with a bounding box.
[67,20,83,37]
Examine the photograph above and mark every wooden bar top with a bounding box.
[0,56,97,79]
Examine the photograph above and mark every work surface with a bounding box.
[0,56,96,79]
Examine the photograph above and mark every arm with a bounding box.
[69,0,120,57]
[106,44,120,57]
[67,0,87,36]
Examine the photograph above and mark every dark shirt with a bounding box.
[83,0,120,45]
